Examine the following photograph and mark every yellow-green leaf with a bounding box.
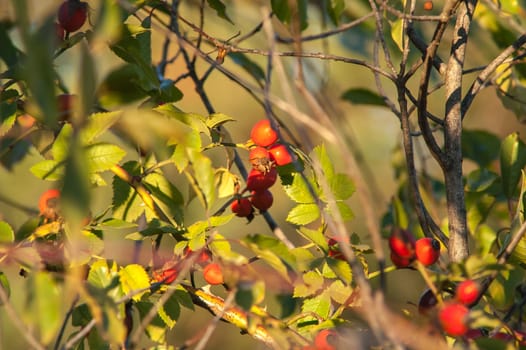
[119,264,150,301]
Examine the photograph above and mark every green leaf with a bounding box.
[187,150,216,209]
[61,140,91,222]
[333,201,354,222]
[143,171,184,225]
[462,129,501,167]
[158,293,180,328]
[327,280,353,305]
[52,123,73,162]
[326,0,345,25]
[228,53,265,83]
[0,97,16,137]
[243,234,295,282]
[283,172,317,203]
[330,174,355,200]
[30,271,62,345]
[79,43,97,124]
[88,260,119,289]
[327,258,352,284]
[98,65,148,108]
[293,271,324,297]
[207,0,233,24]
[313,144,334,181]
[0,221,14,243]
[0,21,21,68]
[271,0,291,23]
[206,113,236,130]
[465,168,499,192]
[500,132,526,198]
[341,88,387,107]
[215,168,238,198]
[119,264,150,301]
[286,203,320,225]
[0,272,10,305]
[299,292,331,324]
[297,226,328,251]
[30,159,64,181]
[80,111,123,144]
[85,143,126,173]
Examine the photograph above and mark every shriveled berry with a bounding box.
[249,146,272,172]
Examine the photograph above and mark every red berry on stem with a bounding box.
[423,1,433,10]
[438,302,470,337]
[246,167,278,191]
[314,329,337,350]
[203,263,224,285]
[250,119,278,147]
[231,198,253,217]
[250,190,273,211]
[455,279,480,306]
[390,251,413,268]
[39,189,61,220]
[268,143,293,166]
[415,237,440,266]
[58,0,88,33]
[388,228,416,259]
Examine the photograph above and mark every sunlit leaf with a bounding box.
[30,271,62,345]
[0,221,14,243]
[293,271,323,297]
[80,111,123,144]
[390,18,404,52]
[0,272,10,305]
[327,258,352,284]
[30,159,64,181]
[120,264,150,301]
[500,132,526,198]
[286,203,320,225]
[158,294,180,328]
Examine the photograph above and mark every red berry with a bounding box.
[184,247,212,266]
[417,289,438,315]
[390,251,413,268]
[38,189,61,220]
[203,263,224,285]
[388,228,416,259]
[455,280,480,307]
[268,144,293,166]
[231,198,253,217]
[250,190,273,211]
[327,238,345,260]
[249,146,272,172]
[438,302,470,337]
[57,94,77,122]
[250,119,278,147]
[246,167,278,191]
[314,329,337,350]
[58,0,88,32]
[415,237,440,266]
[154,267,178,284]
[423,1,433,10]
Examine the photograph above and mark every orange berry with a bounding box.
[203,263,224,285]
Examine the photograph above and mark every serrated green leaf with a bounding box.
[80,111,123,144]
[313,144,334,181]
[283,172,317,203]
[0,99,16,137]
[143,171,184,225]
[88,260,119,289]
[30,159,64,181]
[187,150,215,209]
[158,294,180,328]
[243,235,293,282]
[135,301,167,342]
[327,258,352,284]
[0,221,14,243]
[500,132,526,198]
[119,264,150,301]
[293,271,324,298]
[206,113,236,129]
[297,226,328,251]
[52,124,73,161]
[299,292,331,323]
[0,22,21,68]
[85,143,126,173]
[209,232,247,264]
[390,18,404,52]
[332,201,354,222]
[215,168,238,198]
[286,203,320,225]
[330,174,355,200]
[327,280,353,304]
[341,88,387,107]
[98,65,148,108]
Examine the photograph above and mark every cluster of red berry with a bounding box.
[388,228,440,268]
[152,247,224,286]
[231,119,293,218]
[55,0,88,41]
[437,280,480,336]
